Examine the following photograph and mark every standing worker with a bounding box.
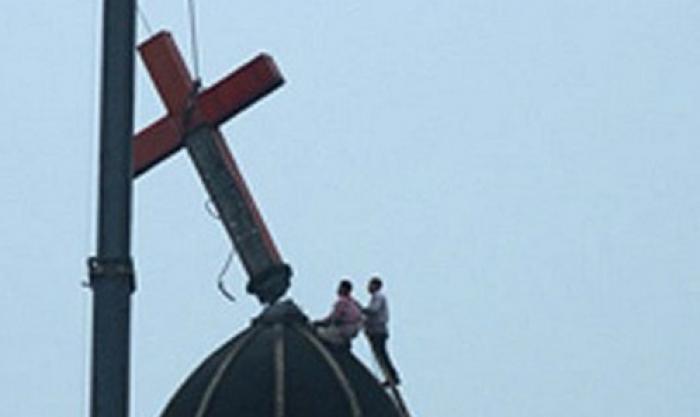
[363,276,401,387]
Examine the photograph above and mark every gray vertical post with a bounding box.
[88,0,136,416]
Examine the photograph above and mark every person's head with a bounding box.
[368,276,383,294]
[338,279,353,297]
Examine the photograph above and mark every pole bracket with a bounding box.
[87,256,136,293]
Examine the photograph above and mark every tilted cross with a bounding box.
[133,31,291,304]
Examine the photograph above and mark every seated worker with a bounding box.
[314,279,363,347]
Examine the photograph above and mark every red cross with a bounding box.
[133,31,283,176]
[132,31,291,303]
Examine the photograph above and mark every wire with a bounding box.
[204,199,220,219]
[137,4,154,36]
[217,250,237,303]
[203,199,237,302]
[187,0,201,82]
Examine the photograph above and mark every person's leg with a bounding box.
[369,333,400,385]
[380,334,400,384]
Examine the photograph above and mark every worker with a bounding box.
[314,279,363,348]
[363,276,401,386]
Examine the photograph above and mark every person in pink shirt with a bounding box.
[314,279,363,347]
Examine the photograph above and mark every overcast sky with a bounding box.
[1,0,699,416]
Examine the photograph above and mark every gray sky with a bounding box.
[1,0,699,415]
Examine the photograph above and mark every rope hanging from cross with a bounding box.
[132,31,292,304]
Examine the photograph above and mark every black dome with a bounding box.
[160,301,405,417]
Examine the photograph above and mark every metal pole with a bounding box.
[88,0,136,416]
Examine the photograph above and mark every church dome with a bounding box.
[159,300,405,417]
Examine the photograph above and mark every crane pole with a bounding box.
[88,0,137,416]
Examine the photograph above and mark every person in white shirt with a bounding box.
[363,276,400,386]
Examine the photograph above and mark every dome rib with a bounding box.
[194,326,262,417]
[296,324,363,417]
[273,323,285,417]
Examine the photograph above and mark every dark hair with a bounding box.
[338,280,353,294]
[369,277,382,289]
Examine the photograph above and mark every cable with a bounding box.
[203,199,237,302]
[137,3,154,36]
[217,250,237,303]
[204,199,220,219]
[187,0,201,82]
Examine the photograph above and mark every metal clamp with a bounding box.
[87,256,136,292]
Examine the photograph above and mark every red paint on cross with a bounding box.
[132,31,284,177]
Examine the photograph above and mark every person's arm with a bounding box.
[314,300,339,326]
[322,300,344,325]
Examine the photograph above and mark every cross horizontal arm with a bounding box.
[133,117,183,176]
[196,54,283,127]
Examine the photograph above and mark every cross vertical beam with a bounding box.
[185,127,290,302]
[88,1,136,417]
